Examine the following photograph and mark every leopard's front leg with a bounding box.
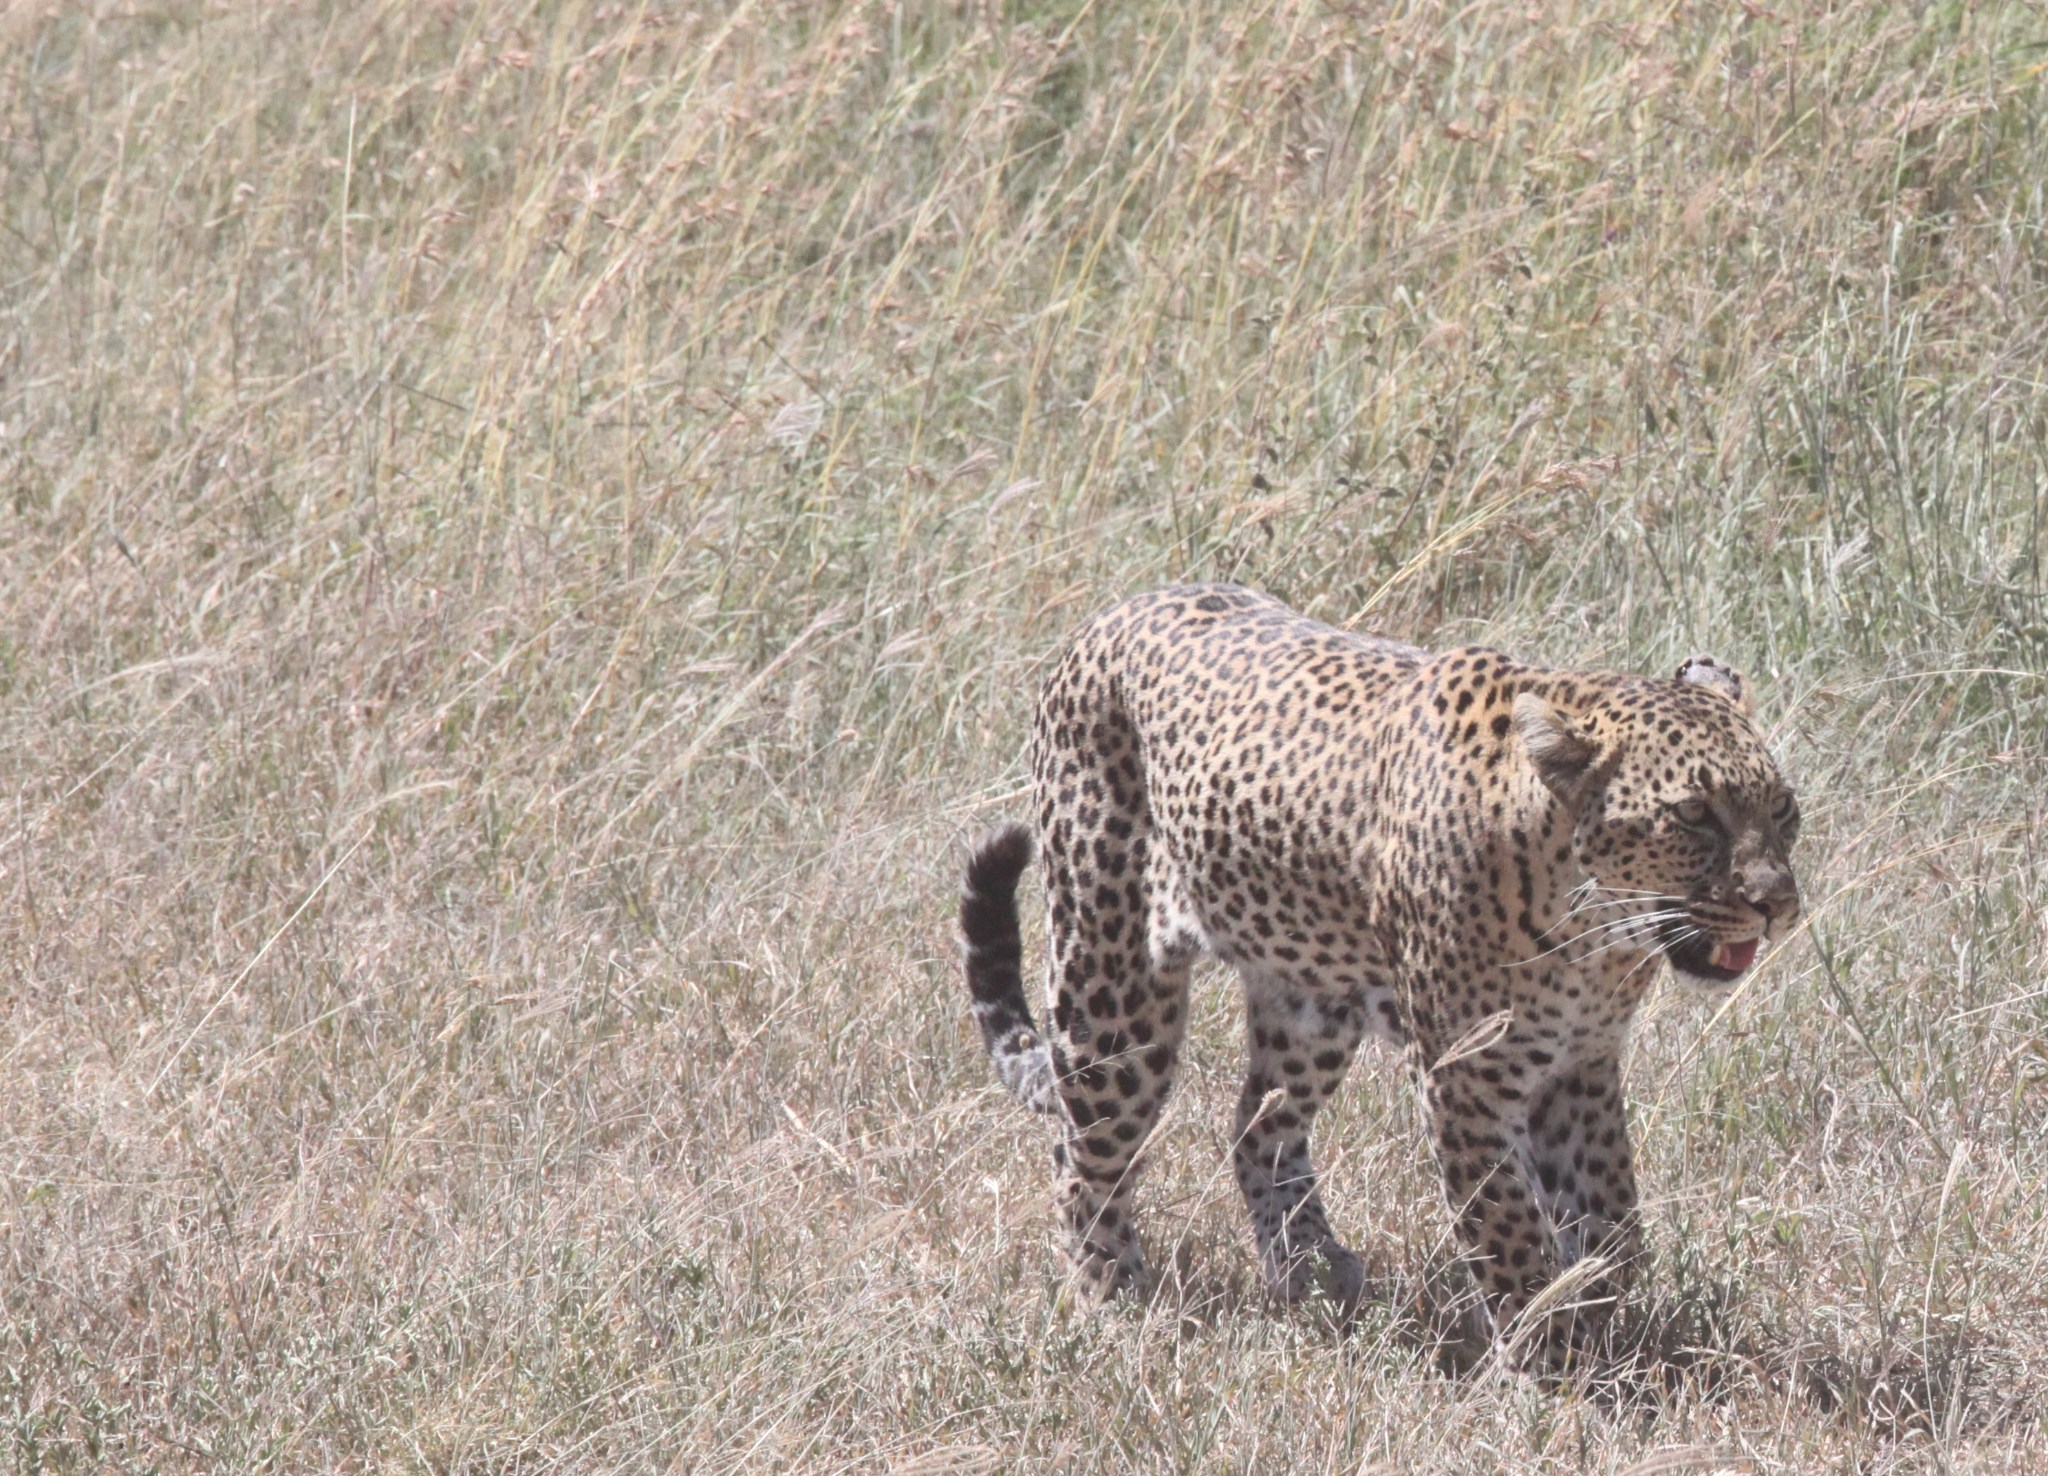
[1523,1054,1644,1343]
[1233,980,1372,1306]
[1422,1058,1582,1371]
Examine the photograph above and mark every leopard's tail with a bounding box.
[960,823,1055,1114]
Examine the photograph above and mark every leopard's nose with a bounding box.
[1740,861,1800,932]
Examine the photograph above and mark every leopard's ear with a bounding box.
[1676,655,1753,716]
[1514,692,1604,809]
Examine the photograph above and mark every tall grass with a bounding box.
[5,1,2048,1469]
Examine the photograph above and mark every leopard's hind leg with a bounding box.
[1033,694,1193,1300]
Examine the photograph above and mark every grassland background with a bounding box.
[6,1,2048,1471]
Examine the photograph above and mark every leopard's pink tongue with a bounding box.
[1713,938,1760,973]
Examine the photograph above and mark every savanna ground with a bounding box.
[5,2,2048,1471]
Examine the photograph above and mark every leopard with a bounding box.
[958,583,1801,1368]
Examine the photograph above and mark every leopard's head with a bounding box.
[1514,657,1801,984]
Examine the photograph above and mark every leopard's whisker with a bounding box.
[1554,896,1680,927]
[1573,911,1694,962]
[1513,905,1691,966]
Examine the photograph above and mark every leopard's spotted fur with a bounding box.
[960,584,1801,1367]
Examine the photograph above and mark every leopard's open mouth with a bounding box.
[1662,924,1761,983]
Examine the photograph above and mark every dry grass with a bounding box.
[5,1,2048,1469]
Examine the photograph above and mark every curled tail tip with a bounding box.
[960,823,1034,952]
[960,820,1048,1112]
[965,822,1034,896]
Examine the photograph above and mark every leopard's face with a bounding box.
[1569,686,1803,985]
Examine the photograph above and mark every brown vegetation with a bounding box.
[5,1,2048,1469]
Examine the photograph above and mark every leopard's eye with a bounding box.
[1672,796,1714,829]
[1773,793,1801,837]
